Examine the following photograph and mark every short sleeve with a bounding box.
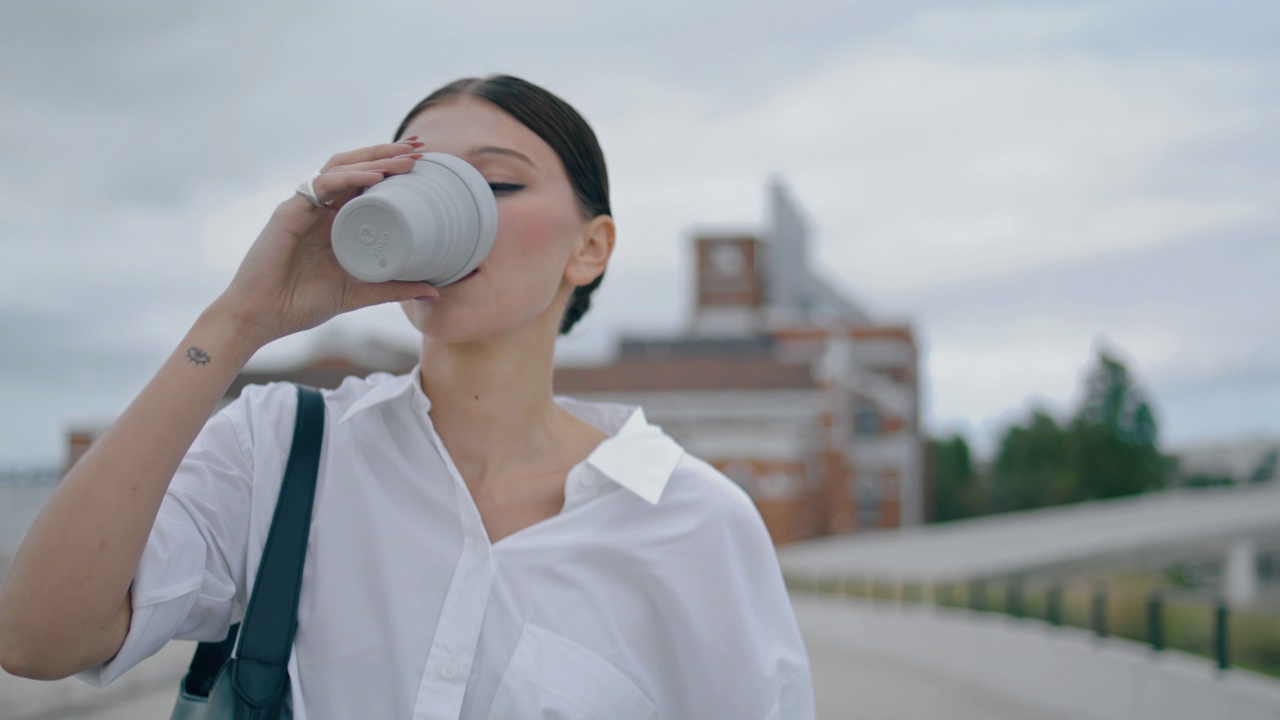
[670,456,817,719]
[722,489,816,720]
[75,398,257,687]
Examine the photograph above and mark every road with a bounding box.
[797,600,1065,719]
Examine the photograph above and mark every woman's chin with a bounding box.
[399,285,564,346]
[401,304,497,345]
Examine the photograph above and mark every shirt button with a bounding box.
[441,660,458,679]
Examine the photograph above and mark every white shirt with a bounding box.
[76,368,815,719]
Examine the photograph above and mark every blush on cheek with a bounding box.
[500,204,568,255]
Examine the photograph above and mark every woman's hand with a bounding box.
[208,139,440,348]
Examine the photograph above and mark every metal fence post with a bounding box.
[1216,600,1230,671]
[1148,592,1163,652]
[1008,576,1025,619]
[1047,584,1062,627]
[971,578,987,612]
[1092,585,1107,638]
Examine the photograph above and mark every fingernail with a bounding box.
[399,135,419,142]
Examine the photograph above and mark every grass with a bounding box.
[788,572,1280,680]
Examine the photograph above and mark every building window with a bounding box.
[854,400,882,436]
[857,474,881,527]
[757,473,795,500]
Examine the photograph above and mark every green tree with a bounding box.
[1071,350,1169,498]
[930,434,985,521]
[991,410,1081,512]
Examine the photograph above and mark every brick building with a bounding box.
[554,180,924,544]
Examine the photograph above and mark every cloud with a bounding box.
[873,223,1280,453]
[0,0,1277,465]
[198,183,293,271]
[0,303,161,464]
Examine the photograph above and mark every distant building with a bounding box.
[223,337,418,405]
[554,179,924,544]
[1171,435,1280,486]
[65,429,100,476]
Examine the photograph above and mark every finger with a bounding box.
[320,139,425,173]
[347,280,441,311]
[319,154,425,212]
[294,168,389,210]
[327,153,422,177]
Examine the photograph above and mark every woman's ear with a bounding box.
[565,215,615,287]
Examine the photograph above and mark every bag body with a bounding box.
[170,688,208,720]
[176,658,290,720]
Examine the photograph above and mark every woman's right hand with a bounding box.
[207,139,440,349]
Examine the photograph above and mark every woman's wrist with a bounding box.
[191,302,273,369]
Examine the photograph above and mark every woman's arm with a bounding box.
[0,309,259,679]
[0,141,439,679]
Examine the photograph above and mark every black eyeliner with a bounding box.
[488,183,525,196]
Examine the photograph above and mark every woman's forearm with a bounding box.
[0,306,262,679]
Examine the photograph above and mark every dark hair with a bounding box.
[393,75,609,335]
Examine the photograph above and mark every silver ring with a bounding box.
[295,173,329,209]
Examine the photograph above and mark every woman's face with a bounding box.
[394,97,609,345]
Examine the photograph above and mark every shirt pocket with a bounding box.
[486,623,655,720]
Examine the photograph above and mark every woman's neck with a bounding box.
[417,315,589,485]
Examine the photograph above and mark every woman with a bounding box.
[0,75,814,719]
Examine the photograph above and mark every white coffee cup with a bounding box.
[331,152,498,285]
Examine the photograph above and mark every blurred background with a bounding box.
[2,0,1277,718]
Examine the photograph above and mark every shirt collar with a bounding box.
[337,367,684,505]
[556,396,685,505]
[337,368,423,423]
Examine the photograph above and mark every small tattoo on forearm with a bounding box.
[186,347,211,366]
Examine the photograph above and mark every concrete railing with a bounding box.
[792,593,1280,720]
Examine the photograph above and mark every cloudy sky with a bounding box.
[1,0,1276,466]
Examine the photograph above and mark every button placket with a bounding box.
[410,534,493,718]
[409,415,496,719]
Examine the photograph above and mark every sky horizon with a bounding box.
[2,0,1277,467]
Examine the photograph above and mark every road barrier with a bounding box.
[787,572,1278,680]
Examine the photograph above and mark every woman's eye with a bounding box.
[488,183,524,196]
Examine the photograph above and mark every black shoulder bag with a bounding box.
[170,384,325,720]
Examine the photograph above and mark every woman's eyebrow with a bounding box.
[470,146,538,168]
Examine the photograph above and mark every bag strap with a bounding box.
[179,384,325,703]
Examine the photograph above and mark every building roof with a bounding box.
[227,355,415,399]
[554,355,817,393]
